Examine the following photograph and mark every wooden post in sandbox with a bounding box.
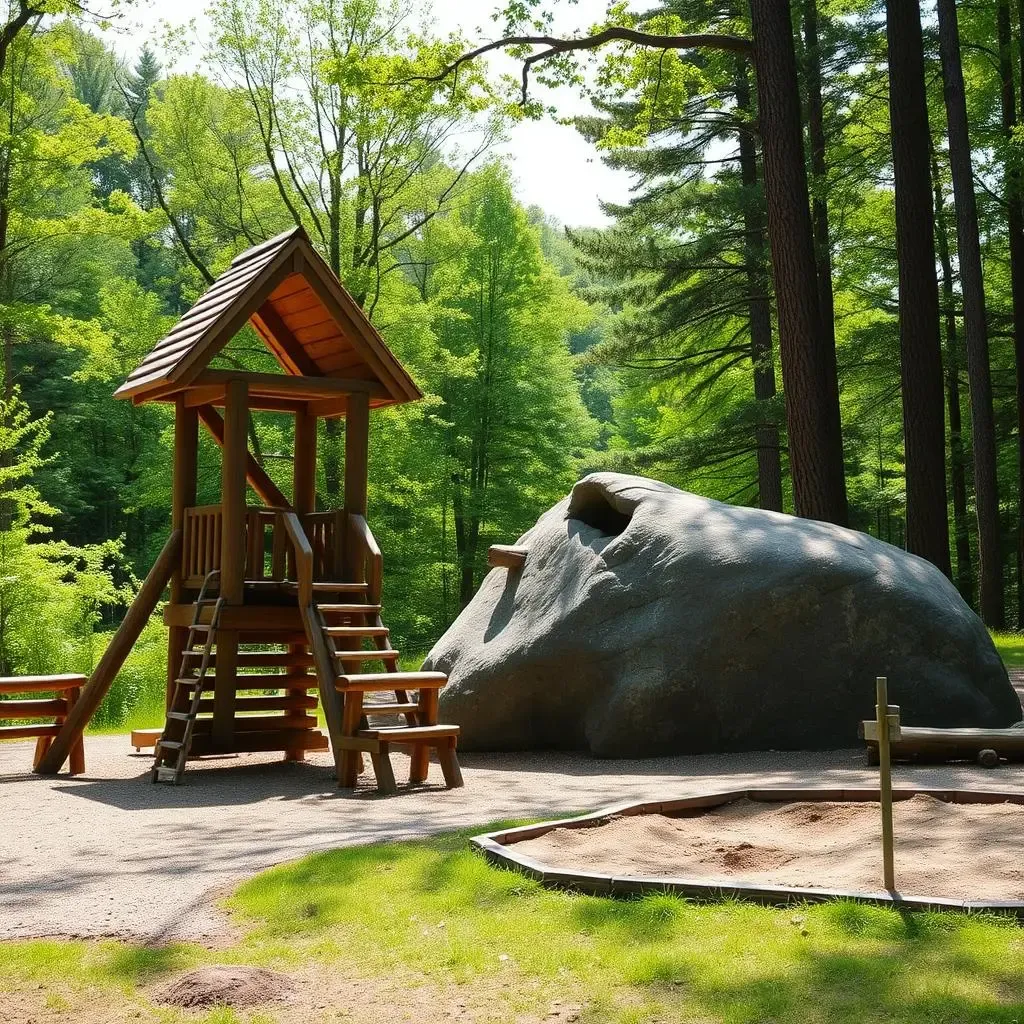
[876,675,896,891]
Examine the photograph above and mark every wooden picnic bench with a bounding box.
[0,675,87,773]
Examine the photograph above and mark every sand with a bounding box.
[514,795,1024,900]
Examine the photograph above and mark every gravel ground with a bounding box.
[3,735,1024,943]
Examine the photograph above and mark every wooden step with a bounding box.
[358,724,459,744]
[317,603,381,615]
[157,739,184,751]
[323,625,389,638]
[166,711,196,722]
[333,649,400,662]
[337,671,448,693]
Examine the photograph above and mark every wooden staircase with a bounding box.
[313,588,462,795]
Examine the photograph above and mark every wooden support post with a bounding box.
[343,391,369,584]
[876,675,895,892]
[288,408,317,763]
[168,398,198,709]
[214,380,248,748]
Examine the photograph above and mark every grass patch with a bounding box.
[4,825,1021,1023]
[992,631,1024,669]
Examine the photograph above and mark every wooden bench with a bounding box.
[0,675,87,773]
[336,672,462,794]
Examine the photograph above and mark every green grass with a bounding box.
[992,631,1024,669]
[3,826,1024,1023]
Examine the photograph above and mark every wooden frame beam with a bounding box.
[193,369,388,400]
[197,405,291,509]
[251,301,322,377]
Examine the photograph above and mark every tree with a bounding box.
[884,0,951,577]
[936,0,1002,623]
[748,0,845,524]
[432,1,849,523]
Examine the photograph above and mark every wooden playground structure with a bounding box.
[17,227,462,793]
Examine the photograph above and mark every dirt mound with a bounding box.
[152,965,293,1009]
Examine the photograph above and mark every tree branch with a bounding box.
[414,28,753,105]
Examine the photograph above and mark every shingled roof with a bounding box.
[114,227,422,409]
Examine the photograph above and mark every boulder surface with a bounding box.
[427,473,1021,756]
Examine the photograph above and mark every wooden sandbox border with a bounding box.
[472,787,1024,916]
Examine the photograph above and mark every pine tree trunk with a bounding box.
[734,58,783,513]
[936,0,1003,623]
[800,0,838,359]
[885,0,953,579]
[932,153,973,602]
[748,0,847,525]
[997,0,1024,626]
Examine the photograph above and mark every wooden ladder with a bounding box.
[152,571,225,784]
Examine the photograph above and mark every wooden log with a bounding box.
[67,686,85,775]
[345,390,369,518]
[0,698,68,718]
[1,724,61,739]
[488,544,529,569]
[35,531,182,775]
[0,674,86,694]
[197,405,290,510]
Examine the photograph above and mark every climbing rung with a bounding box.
[157,740,183,751]
[166,711,196,722]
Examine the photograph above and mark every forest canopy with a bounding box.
[1,0,1022,725]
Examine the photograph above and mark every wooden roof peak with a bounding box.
[114,227,422,410]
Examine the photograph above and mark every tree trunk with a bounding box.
[748,0,847,525]
[734,57,783,513]
[997,0,1024,625]
[932,153,973,602]
[800,0,838,360]
[936,0,1003,623]
[885,0,953,578]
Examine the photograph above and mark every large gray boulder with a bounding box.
[428,473,1021,756]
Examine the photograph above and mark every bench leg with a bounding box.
[371,744,397,795]
[409,743,429,784]
[437,740,463,789]
[339,692,364,788]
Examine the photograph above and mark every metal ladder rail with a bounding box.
[152,571,225,784]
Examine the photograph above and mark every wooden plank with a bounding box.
[0,675,87,694]
[251,301,322,377]
[189,729,328,756]
[268,273,310,303]
[197,405,291,510]
[1,724,61,740]
[35,532,182,775]
[193,369,387,400]
[0,699,67,718]
[488,544,528,569]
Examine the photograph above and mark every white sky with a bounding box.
[102,0,636,227]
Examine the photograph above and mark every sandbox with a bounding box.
[473,788,1024,914]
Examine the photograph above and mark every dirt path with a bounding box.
[3,735,1024,943]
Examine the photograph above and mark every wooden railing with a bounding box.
[279,511,345,779]
[183,505,354,588]
[347,513,383,604]
[305,510,345,581]
[1,675,87,773]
